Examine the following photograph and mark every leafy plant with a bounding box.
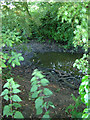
[79,75,90,118]
[65,94,83,118]
[30,69,55,119]
[73,54,88,74]
[1,28,24,70]
[1,78,24,118]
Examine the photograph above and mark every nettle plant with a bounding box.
[30,69,55,119]
[1,28,24,118]
[1,78,24,118]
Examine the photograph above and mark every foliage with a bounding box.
[1,11,24,119]
[1,1,89,119]
[63,2,89,119]
[73,54,88,74]
[1,78,24,118]
[65,94,83,118]
[70,3,89,119]
[1,2,88,49]
[1,28,24,70]
[30,69,55,119]
[79,75,90,118]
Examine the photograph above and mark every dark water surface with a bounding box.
[32,52,83,76]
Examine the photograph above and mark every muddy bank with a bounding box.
[3,40,84,88]
[8,40,84,66]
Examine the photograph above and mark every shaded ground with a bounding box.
[2,40,85,119]
[10,65,85,119]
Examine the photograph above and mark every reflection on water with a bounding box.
[32,52,83,76]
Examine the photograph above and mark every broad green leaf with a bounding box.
[41,78,49,86]
[37,90,42,94]
[14,111,24,118]
[2,62,6,68]
[13,103,21,108]
[12,62,15,67]
[32,69,38,76]
[32,92,38,98]
[83,108,88,113]
[12,84,20,88]
[30,85,38,92]
[82,113,88,118]
[82,75,88,82]
[1,89,8,96]
[35,97,43,109]
[3,82,9,88]
[31,77,36,82]
[3,105,12,117]
[36,107,43,115]
[42,114,50,119]
[12,89,21,93]
[19,56,24,61]
[12,95,22,102]
[43,88,53,96]
[31,81,37,85]
[4,95,9,101]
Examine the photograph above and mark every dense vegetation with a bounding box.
[1,1,89,119]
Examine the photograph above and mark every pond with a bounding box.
[31,52,83,76]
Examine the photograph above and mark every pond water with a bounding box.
[32,52,83,76]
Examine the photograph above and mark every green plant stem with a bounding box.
[10,83,13,117]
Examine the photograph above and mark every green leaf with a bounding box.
[14,111,24,118]
[1,89,9,96]
[12,62,15,67]
[82,113,88,118]
[4,95,9,101]
[30,85,38,92]
[3,82,9,88]
[37,90,42,94]
[31,81,37,86]
[36,107,43,115]
[41,78,49,86]
[47,101,55,108]
[19,56,24,61]
[31,77,36,82]
[82,75,88,82]
[35,97,43,109]
[12,95,22,102]
[42,114,50,119]
[42,111,50,119]
[13,103,21,109]
[12,89,21,93]
[12,84,20,88]
[32,92,38,98]
[43,88,53,96]
[36,73,44,79]
[2,62,6,68]
[84,93,88,104]
[83,108,88,113]
[3,105,12,117]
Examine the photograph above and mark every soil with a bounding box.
[2,40,85,119]
[11,65,85,119]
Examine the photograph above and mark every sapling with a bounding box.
[1,77,24,118]
[30,69,55,119]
